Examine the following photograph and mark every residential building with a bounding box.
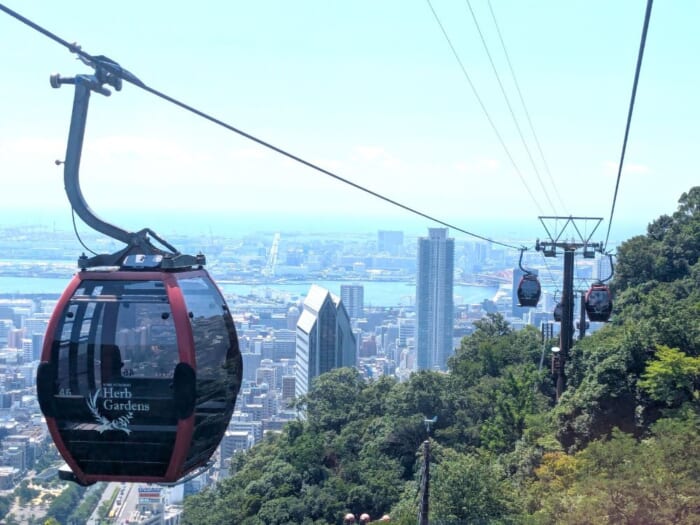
[416,228,454,371]
[340,284,364,319]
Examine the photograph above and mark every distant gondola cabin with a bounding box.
[584,283,613,322]
[517,273,541,307]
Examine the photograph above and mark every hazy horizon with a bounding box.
[0,209,649,248]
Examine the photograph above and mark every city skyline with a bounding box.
[1,2,698,246]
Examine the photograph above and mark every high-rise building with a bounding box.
[286,306,301,331]
[340,284,364,319]
[0,319,13,346]
[398,316,415,348]
[295,285,356,397]
[416,228,454,371]
[32,333,44,361]
[281,375,296,404]
[22,315,49,338]
[273,329,296,360]
[256,362,276,389]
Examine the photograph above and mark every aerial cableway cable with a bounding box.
[465,0,558,215]
[0,2,524,252]
[604,0,654,251]
[425,0,545,216]
[486,0,567,214]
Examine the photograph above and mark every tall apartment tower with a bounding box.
[340,284,364,319]
[296,285,357,397]
[416,228,454,371]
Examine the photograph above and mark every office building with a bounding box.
[416,228,454,371]
[295,285,356,397]
[281,375,296,404]
[340,284,364,319]
[273,329,297,360]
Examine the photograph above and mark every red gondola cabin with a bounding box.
[36,268,242,485]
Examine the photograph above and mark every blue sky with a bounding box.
[0,1,697,243]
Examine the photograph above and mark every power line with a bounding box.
[464,0,558,215]
[0,2,523,251]
[486,0,567,214]
[425,0,545,216]
[604,0,654,251]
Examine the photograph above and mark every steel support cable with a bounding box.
[0,2,523,251]
[425,0,545,216]
[486,0,567,213]
[540,251,558,289]
[465,0,558,215]
[604,0,653,251]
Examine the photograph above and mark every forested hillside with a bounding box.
[184,187,700,525]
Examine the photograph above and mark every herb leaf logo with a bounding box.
[86,389,133,434]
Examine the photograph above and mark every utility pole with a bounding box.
[539,321,554,373]
[418,439,430,525]
[578,291,588,339]
[418,417,436,525]
[536,216,603,401]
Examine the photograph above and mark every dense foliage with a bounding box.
[184,187,700,524]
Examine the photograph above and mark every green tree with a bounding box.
[614,186,700,291]
[303,367,365,433]
[16,480,39,504]
[45,485,85,524]
[430,446,516,524]
[530,412,700,524]
[0,495,10,521]
[639,345,700,406]
[480,365,546,453]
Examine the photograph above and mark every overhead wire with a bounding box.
[486,0,568,214]
[425,0,545,216]
[539,252,559,291]
[603,0,654,251]
[464,0,558,215]
[0,2,524,251]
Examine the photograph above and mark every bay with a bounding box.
[0,275,497,307]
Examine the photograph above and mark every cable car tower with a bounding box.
[536,216,605,401]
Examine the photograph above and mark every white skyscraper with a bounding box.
[416,228,454,371]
